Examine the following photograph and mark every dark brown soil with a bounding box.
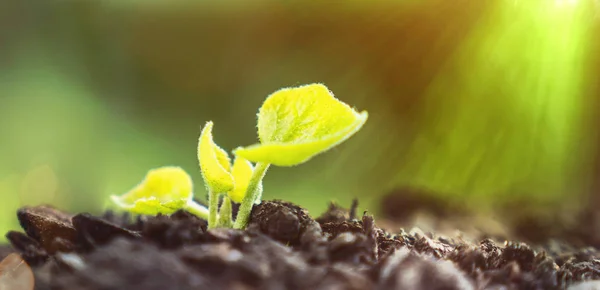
[4,200,600,290]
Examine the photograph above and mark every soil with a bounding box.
[3,200,600,290]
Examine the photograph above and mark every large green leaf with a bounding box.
[235,83,368,166]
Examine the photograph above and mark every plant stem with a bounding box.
[233,162,270,229]
[184,199,209,220]
[217,196,233,228]
[208,190,219,229]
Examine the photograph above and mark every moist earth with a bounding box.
[3,200,600,290]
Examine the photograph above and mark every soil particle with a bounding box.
[46,238,212,290]
[72,213,141,249]
[137,211,207,249]
[501,241,536,271]
[5,231,49,266]
[375,247,474,290]
[316,200,359,224]
[4,200,600,289]
[413,235,452,259]
[248,200,312,246]
[17,206,77,254]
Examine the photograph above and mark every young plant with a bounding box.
[197,121,255,228]
[110,126,255,229]
[110,83,367,231]
[110,166,209,219]
[231,83,368,229]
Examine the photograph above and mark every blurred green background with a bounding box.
[1,0,599,239]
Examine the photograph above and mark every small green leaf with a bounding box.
[227,156,254,203]
[234,83,368,166]
[110,166,193,215]
[198,121,234,193]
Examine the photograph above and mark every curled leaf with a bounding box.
[198,121,234,193]
[228,156,254,203]
[110,166,193,215]
[234,83,368,166]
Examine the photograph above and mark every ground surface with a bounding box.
[3,200,600,290]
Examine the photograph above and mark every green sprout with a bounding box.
[197,121,255,228]
[110,166,209,219]
[232,83,368,228]
[110,83,367,230]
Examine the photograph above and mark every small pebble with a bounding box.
[0,253,34,290]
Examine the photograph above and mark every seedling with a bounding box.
[231,83,368,228]
[110,166,209,219]
[198,121,255,228]
[110,83,367,230]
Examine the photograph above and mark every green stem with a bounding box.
[217,196,233,228]
[233,162,270,229]
[208,190,219,229]
[184,199,209,220]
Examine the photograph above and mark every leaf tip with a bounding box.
[198,121,234,193]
